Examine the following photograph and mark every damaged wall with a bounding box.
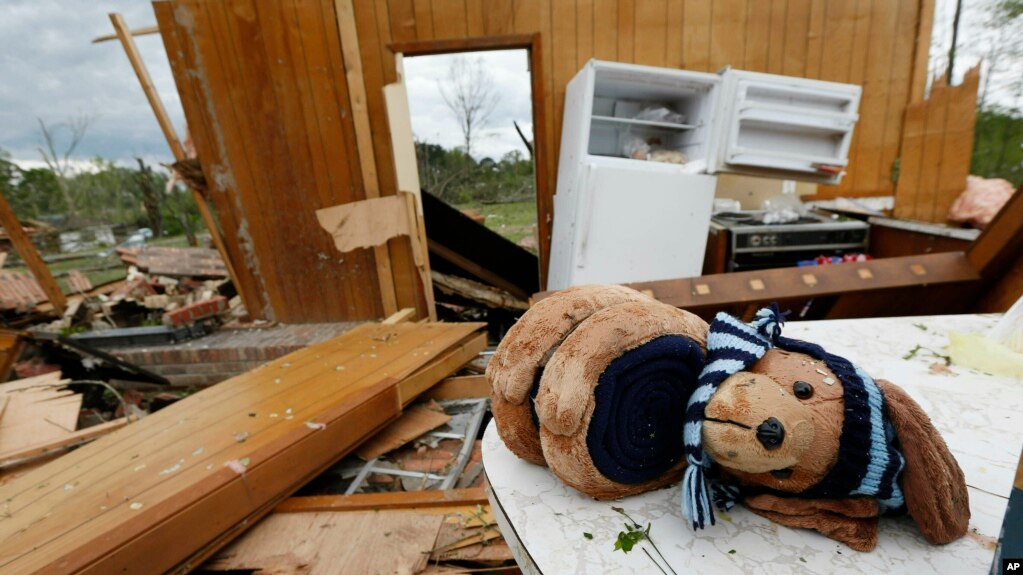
[155,0,935,313]
[154,0,427,323]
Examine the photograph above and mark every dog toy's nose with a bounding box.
[756,417,785,450]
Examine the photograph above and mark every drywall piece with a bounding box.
[204,510,445,574]
[0,321,485,574]
[315,195,412,253]
[354,404,451,461]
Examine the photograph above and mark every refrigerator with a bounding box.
[547,60,861,290]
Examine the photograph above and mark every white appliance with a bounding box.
[548,60,861,290]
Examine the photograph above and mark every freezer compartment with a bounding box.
[584,62,719,169]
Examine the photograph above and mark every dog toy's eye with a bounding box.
[793,380,814,399]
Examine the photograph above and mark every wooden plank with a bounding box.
[466,0,484,36]
[204,511,445,574]
[354,403,451,460]
[336,0,399,317]
[156,1,276,320]
[634,0,667,67]
[0,418,131,468]
[381,307,417,325]
[967,182,1023,279]
[576,0,595,70]
[275,487,488,512]
[431,0,468,38]
[483,0,515,36]
[592,0,619,61]
[0,321,484,574]
[0,386,80,460]
[765,0,787,74]
[710,0,747,70]
[877,0,920,198]
[803,0,825,78]
[930,65,979,222]
[0,194,65,311]
[92,24,160,44]
[782,0,810,77]
[388,0,418,43]
[909,0,935,104]
[421,374,489,401]
[743,0,771,71]
[110,12,244,314]
[617,0,635,63]
[682,0,710,70]
[912,80,950,221]
[413,0,434,40]
[666,0,683,66]
[892,101,927,219]
[818,0,855,83]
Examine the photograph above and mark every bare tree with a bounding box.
[37,116,90,218]
[439,56,499,158]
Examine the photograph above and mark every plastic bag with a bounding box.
[634,105,687,125]
[622,136,650,160]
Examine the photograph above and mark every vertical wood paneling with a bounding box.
[766,0,787,74]
[593,0,619,61]
[634,0,667,67]
[617,0,635,63]
[413,0,434,40]
[432,0,467,38]
[930,67,979,221]
[388,0,418,43]
[161,0,951,311]
[483,0,514,36]
[577,0,594,70]
[803,0,825,78]
[665,0,683,67]
[709,0,747,70]
[743,0,770,71]
[782,0,810,77]
[682,0,710,70]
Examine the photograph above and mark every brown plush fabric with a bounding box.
[744,494,881,552]
[487,284,650,465]
[704,349,845,493]
[876,379,970,545]
[536,300,708,499]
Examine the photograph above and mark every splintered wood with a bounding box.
[0,321,485,574]
[0,372,79,459]
[205,511,445,574]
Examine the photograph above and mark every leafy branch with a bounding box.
[611,507,677,575]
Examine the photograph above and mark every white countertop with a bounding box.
[483,314,1022,574]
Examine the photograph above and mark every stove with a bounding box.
[710,210,869,271]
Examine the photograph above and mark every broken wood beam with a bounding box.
[0,321,485,574]
[421,374,490,401]
[0,192,65,311]
[0,418,131,469]
[275,487,489,513]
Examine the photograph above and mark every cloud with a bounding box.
[0,0,185,167]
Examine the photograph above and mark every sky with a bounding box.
[0,0,1013,171]
[403,50,534,162]
[0,1,186,171]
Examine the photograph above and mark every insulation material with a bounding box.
[947,176,1016,229]
[947,331,1023,378]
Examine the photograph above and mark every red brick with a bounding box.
[162,296,229,326]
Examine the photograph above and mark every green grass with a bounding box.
[453,200,538,250]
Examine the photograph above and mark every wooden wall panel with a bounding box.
[893,66,980,223]
[160,0,940,306]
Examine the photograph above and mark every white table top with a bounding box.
[483,314,1022,574]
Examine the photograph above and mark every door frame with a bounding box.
[389,33,550,291]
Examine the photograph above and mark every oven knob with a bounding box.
[751,235,761,246]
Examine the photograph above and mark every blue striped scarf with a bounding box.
[681,305,906,530]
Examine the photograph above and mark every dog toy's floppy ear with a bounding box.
[876,379,970,544]
[487,284,651,465]
[535,299,707,499]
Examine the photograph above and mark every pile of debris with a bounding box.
[0,312,516,574]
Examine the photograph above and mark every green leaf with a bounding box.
[728,549,737,555]
[614,529,646,553]
[583,532,593,540]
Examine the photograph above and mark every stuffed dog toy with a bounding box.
[490,286,970,551]
[682,306,970,551]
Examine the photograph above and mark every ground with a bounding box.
[454,200,537,250]
[6,234,205,294]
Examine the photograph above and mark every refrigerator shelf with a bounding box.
[590,115,698,131]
